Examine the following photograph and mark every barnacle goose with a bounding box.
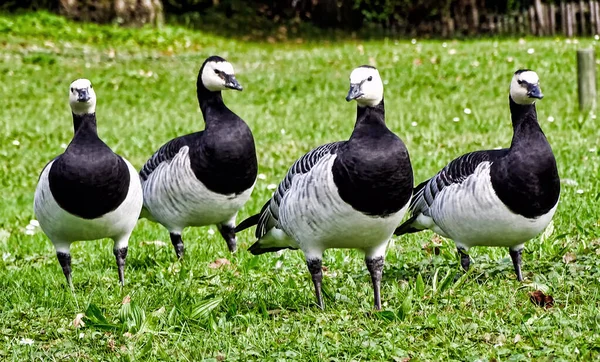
[236,66,413,310]
[34,79,143,287]
[139,56,257,258]
[395,70,560,281]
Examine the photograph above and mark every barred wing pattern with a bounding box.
[409,149,508,217]
[139,136,190,181]
[255,141,344,239]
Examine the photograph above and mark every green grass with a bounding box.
[1,11,600,361]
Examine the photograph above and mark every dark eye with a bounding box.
[214,69,220,74]
[367,76,373,81]
[90,84,93,89]
[517,80,524,85]
[70,87,73,92]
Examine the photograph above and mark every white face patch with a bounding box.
[69,78,97,115]
[201,61,236,91]
[348,67,384,107]
[510,70,541,105]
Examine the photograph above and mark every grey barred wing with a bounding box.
[255,141,344,239]
[139,136,190,181]
[410,149,508,216]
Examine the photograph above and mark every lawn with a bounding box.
[1,12,599,361]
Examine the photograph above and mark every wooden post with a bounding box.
[529,6,537,34]
[577,48,597,111]
[591,0,597,35]
[596,1,600,34]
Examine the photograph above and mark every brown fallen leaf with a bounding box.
[216,354,226,361]
[209,258,231,269]
[107,338,116,352]
[73,313,85,328]
[529,290,554,309]
[122,295,131,304]
[321,265,328,272]
[562,252,576,264]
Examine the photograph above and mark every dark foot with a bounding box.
[57,252,72,287]
[509,248,524,282]
[307,259,324,309]
[458,248,470,272]
[169,233,185,259]
[366,256,384,310]
[114,247,128,286]
[218,224,237,253]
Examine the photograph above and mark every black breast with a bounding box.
[332,131,413,217]
[49,139,131,219]
[188,120,258,195]
[490,123,560,218]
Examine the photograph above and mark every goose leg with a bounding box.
[56,250,73,288]
[113,247,128,286]
[458,247,470,271]
[509,248,524,282]
[217,222,237,253]
[365,256,384,310]
[306,258,324,309]
[169,233,185,259]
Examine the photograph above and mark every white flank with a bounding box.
[141,146,254,234]
[421,162,557,250]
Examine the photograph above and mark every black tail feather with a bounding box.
[394,214,421,236]
[235,214,260,233]
[247,241,294,255]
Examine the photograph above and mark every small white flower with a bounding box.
[589,147,597,153]
[576,189,584,194]
[25,230,35,235]
[383,79,389,85]
[12,140,20,146]
[79,332,84,339]
[573,39,579,44]
[527,48,535,54]
[507,57,514,63]
[547,116,555,122]
[274,260,283,270]
[19,338,34,345]
[411,39,417,44]
[518,38,526,44]
[267,184,277,190]
[452,117,460,122]
[29,220,39,227]
[411,121,418,127]
[591,113,597,119]
[25,224,35,231]
[448,49,457,55]
[207,229,215,235]
[280,129,286,135]
[566,39,572,44]
[595,34,599,40]
[442,42,447,48]
[463,108,472,115]
[257,173,267,180]
[2,252,11,261]
[562,178,578,186]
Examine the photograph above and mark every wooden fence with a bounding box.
[434,0,600,37]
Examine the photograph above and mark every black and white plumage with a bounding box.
[140,56,257,258]
[34,79,143,287]
[395,69,560,281]
[236,66,413,310]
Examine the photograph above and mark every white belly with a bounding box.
[428,163,557,250]
[279,156,409,259]
[34,159,143,253]
[141,146,254,232]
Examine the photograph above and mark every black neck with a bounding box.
[196,82,230,126]
[509,96,542,147]
[72,113,98,135]
[353,99,386,131]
